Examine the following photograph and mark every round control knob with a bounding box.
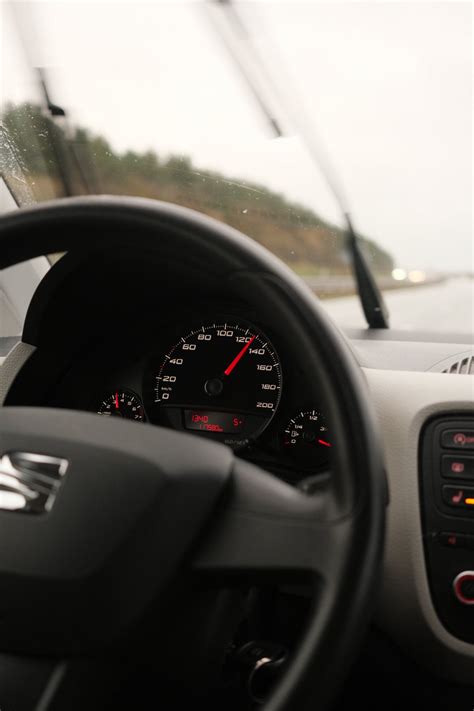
[453,571,474,605]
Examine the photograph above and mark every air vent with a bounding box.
[428,350,474,374]
[442,355,474,375]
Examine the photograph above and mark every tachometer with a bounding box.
[153,321,282,443]
[97,389,145,422]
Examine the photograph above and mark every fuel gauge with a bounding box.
[283,410,332,463]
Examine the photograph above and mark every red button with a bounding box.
[442,455,474,479]
[442,485,474,509]
[439,532,466,548]
[441,430,474,450]
[453,571,474,605]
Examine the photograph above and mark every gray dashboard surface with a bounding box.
[349,339,473,372]
[341,329,472,372]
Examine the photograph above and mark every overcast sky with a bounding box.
[3,0,473,272]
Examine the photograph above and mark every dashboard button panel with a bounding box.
[420,415,474,644]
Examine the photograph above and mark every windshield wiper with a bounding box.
[346,215,390,328]
[208,0,389,329]
[9,4,94,197]
[37,68,74,197]
[37,68,96,197]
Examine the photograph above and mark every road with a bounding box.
[316,277,473,334]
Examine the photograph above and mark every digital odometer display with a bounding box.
[184,410,244,434]
[154,321,282,443]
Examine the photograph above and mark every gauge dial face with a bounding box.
[283,410,332,462]
[154,321,282,442]
[97,389,145,421]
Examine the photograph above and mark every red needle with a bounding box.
[318,439,332,448]
[115,392,119,410]
[224,335,256,376]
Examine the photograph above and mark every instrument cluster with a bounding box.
[86,314,332,480]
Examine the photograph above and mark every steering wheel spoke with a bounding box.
[194,459,347,584]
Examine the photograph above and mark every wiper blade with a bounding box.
[37,68,74,197]
[206,0,283,138]
[208,0,389,329]
[37,68,96,196]
[8,4,81,197]
[8,2,94,197]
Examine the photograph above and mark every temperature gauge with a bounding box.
[283,410,332,464]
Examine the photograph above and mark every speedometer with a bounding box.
[153,321,282,444]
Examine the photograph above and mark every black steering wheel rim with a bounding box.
[0,196,385,711]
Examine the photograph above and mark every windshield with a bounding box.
[1,0,472,335]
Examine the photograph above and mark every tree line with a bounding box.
[1,102,393,274]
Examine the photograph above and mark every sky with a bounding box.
[2,0,473,273]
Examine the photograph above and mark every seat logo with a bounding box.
[0,452,68,514]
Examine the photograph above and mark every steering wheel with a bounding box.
[0,197,385,711]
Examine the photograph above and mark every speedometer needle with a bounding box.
[224,335,256,376]
[115,392,119,410]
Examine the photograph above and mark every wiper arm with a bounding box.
[37,68,96,196]
[37,68,74,197]
[8,4,95,197]
[38,67,66,118]
[346,215,390,328]
[208,0,389,329]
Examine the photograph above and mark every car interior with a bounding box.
[0,2,473,710]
